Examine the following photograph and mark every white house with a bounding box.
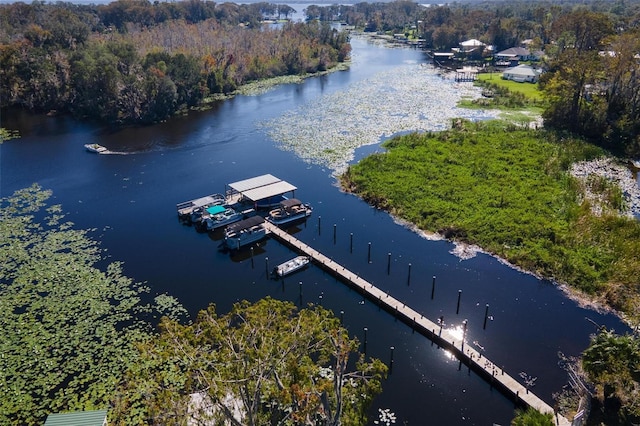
[502,64,541,83]
[459,39,485,52]
[495,47,533,62]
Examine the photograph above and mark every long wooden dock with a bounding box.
[263,222,571,426]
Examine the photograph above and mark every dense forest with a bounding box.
[0,0,350,124]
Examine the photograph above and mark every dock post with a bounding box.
[483,304,490,329]
[299,281,303,306]
[461,319,468,351]
[318,216,321,235]
[389,346,395,373]
[456,290,462,314]
[265,257,269,276]
[387,252,391,275]
[350,233,353,253]
[363,327,368,355]
[250,247,254,268]
[407,263,412,286]
[431,275,436,300]
[368,242,372,263]
[333,224,336,244]
[340,310,344,324]
[439,316,444,336]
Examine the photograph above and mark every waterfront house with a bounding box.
[502,64,541,83]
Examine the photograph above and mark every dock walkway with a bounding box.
[263,222,571,426]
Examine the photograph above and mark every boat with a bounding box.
[84,143,108,154]
[273,255,310,277]
[201,205,255,231]
[177,193,226,221]
[224,216,268,250]
[265,198,312,226]
[255,194,288,209]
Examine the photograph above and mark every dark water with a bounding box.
[1,37,630,425]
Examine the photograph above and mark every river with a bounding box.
[0,35,630,425]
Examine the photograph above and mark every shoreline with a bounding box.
[339,154,640,326]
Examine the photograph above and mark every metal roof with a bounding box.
[227,175,297,202]
[242,181,297,202]
[44,410,108,426]
[228,174,281,193]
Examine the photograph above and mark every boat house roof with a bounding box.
[227,215,264,232]
[228,174,297,202]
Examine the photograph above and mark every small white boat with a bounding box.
[266,198,312,226]
[273,255,310,277]
[84,143,108,154]
[224,216,268,250]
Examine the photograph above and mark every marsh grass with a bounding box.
[342,121,640,321]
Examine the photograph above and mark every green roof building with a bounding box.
[44,410,108,426]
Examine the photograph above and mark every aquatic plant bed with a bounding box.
[265,60,500,173]
[341,120,640,319]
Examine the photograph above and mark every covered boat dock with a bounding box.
[226,174,297,208]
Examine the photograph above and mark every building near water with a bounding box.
[44,410,108,426]
[501,64,541,83]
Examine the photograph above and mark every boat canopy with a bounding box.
[227,174,297,202]
[226,215,264,232]
[228,174,281,192]
[280,198,302,208]
[206,205,226,215]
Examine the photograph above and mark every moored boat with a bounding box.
[265,198,312,226]
[201,205,255,231]
[224,216,268,250]
[273,255,310,277]
[84,143,108,154]
[177,193,226,221]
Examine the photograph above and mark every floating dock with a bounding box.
[263,221,571,426]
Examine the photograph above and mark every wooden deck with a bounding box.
[263,222,571,426]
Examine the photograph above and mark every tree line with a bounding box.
[0,0,349,124]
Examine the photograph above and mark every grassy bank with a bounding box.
[341,120,640,322]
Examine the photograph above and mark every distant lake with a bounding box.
[1,35,629,426]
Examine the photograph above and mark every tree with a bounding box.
[114,298,387,426]
[0,184,187,426]
[582,328,640,422]
[511,407,554,426]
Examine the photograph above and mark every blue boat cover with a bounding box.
[206,205,226,215]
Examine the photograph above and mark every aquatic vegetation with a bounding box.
[342,121,640,320]
[0,184,185,425]
[265,61,500,173]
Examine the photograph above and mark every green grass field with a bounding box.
[477,72,544,101]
